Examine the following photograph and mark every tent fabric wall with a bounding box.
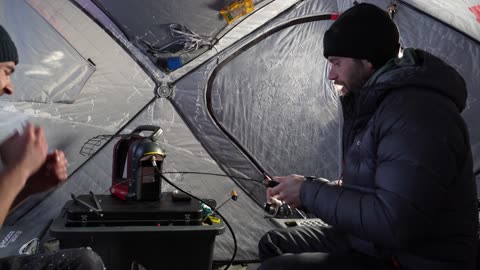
[72,0,166,84]
[211,19,340,180]
[402,0,480,42]
[0,0,95,104]
[3,0,157,224]
[173,0,342,205]
[173,60,267,203]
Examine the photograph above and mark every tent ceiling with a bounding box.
[403,0,480,43]
[91,0,266,73]
[337,0,480,44]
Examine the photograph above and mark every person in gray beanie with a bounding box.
[0,25,104,270]
[258,3,477,270]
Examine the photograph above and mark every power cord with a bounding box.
[151,159,237,270]
[161,171,264,186]
[105,178,132,195]
[142,23,218,55]
[105,171,266,194]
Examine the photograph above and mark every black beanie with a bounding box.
[324,3,399,69]
[0,25,19,65]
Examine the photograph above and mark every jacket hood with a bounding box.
[365,48,468,112]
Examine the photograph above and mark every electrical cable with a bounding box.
[105,178,134,195]
[104,171,265,195]
[161,171,264,184]
[142,23,217,55]
[151,161,237,270]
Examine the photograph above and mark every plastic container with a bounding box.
[50,194,225,270]
[220,0,254,24]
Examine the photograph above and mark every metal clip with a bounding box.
[71,192,104,217]
[388,1,399,19]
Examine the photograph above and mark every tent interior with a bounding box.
[0,0,479,269]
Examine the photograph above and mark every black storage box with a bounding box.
[50,192,225,270]
[65,192,204,226]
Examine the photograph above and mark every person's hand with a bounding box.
[267,174,305,208]
[0,123,48,182]
[26,150,68,194]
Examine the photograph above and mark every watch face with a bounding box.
[304,176,316,181]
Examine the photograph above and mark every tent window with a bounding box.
[0,0,95,104]
[209,20,341,180]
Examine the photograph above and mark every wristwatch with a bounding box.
[303,176,317,181]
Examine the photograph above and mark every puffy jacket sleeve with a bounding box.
[300,91,468,249]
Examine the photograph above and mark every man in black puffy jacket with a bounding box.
[258,3,478,270]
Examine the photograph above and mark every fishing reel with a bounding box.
[263,197,293,218]
[262,174,294,218]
